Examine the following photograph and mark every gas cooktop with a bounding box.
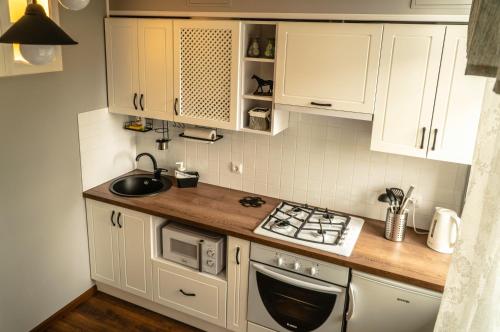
[254,201,364,257]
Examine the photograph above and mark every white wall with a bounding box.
[136,113,469,229]
[0,1,107,331]
[78,108,136,191]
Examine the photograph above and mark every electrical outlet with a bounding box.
[231,162,243,174]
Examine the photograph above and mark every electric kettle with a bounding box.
[427,207,461,254]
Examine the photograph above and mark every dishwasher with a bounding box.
[346,271,442,332]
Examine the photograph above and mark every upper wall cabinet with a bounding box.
[371,25,445,159]
[105,18,174,121]
[0,0,62,77]
[173,20,241,130]
[426,25,486,165]
[371,24,486,164]
[274,23,383,118]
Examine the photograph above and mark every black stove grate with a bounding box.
[260,202,351,245]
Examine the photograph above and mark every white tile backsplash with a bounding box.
[136,113,469,229]
[78,108,136,190]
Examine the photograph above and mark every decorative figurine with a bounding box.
[264,38,275,59]
[252,75,274,96]
[247,37,261,57]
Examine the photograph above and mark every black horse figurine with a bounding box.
[252,75,273,96]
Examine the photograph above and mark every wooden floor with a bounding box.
[42,292,202,332]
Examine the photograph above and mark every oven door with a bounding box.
[248,262,345,332]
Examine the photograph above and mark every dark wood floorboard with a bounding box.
[42,292,203,332]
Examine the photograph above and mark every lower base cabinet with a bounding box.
[86,199,153,300]
[86,199,252,331]
[152,259,227,328]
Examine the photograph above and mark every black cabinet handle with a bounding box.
[116,212,122,228]
[110,210,116,227]
[179,289,196,297]
[140,94,144,111]
[133,93,138,110]
[174,98,179,116]
[311,101,332,107]
[431,128,438,151]
[420,127,427,149]
[236,247,240,265]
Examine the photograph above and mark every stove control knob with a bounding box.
[293,261,301,271]
[310,266,318,276]
[207,249,215,258]
[276,256,284,267]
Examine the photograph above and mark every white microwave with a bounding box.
[162,222,225,275]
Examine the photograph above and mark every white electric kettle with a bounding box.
[427,207,461,254]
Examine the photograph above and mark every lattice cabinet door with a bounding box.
[173,20,241,130]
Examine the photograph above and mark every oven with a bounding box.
[248,243,347,332]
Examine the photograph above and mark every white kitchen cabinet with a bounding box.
[106,18,174,120]
[371,24,445,159]
[227,237,250,332]
[173,20,241,129]
[86,199,153,300]
[427,25,486,164]
[0,0,62,76]
[371,24,486,165]
[86,199,121,289]
[274,22,383,116]
[346,271,441,332]
[152,258,227,328]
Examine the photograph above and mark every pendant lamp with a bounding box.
[0,0,77,65]
[59,0,90,11]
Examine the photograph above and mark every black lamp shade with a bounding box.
[0,3,78,45]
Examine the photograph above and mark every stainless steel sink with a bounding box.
[109,174,172,197]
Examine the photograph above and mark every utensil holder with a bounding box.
[385,209,408,242]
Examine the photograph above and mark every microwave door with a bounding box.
[164,230,201,270]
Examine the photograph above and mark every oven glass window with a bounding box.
[256,271,337,331]
[170,239,198,259]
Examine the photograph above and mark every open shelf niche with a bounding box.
[240,22,289,136]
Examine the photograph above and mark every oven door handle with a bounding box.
[252,262,344,294]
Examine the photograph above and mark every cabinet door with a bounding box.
[0,0,62,76]
[86,200,121,288]
[227,237,250,332]
[347,271,441,332]
[138,19,174,121]
[427,25,487,165]
[105,18,140,116]
[275,22,383,114]
[371,25,445,158]
[173,20,241,129]
[117,207,153,300]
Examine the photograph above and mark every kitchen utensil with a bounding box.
[386,188,396,212]
[390,188,405,206]
[155,120,170,150]
[427,207,461,254]
[385,208,408,242]
[399,185,415,213]
[377,193,391,204]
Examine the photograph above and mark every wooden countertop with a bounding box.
[83,170,451,292]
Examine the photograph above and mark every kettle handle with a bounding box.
[449,215,461,247]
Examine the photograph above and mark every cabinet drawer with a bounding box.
[152,259,227,327]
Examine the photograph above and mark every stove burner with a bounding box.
[239,196,266,208]
[273,219,291,229]
[260,202,352,246]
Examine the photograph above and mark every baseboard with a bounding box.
[31,285,97,332]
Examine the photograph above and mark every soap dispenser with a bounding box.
[175,162,199,188]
